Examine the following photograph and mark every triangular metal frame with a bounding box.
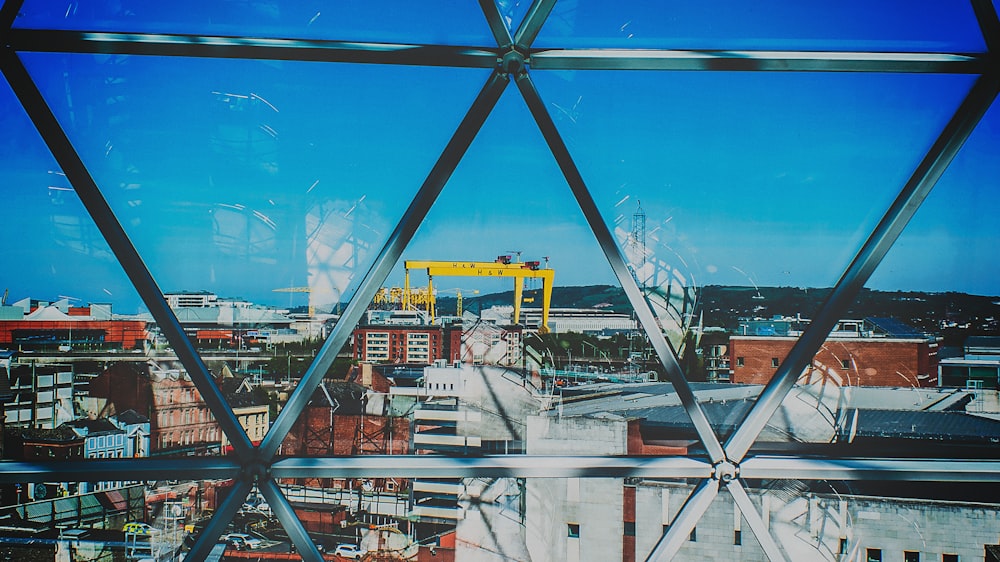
[1,0,998,560]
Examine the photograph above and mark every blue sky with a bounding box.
[1,2,998,314]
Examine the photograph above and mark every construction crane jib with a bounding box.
[403,256,554,333]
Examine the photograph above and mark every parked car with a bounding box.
[333,543,363,559]
[221,533,263,550]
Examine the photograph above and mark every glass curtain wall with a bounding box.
[1,1,998,561]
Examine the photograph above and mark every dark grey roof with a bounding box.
[966,336,1000,350]
[114,409,149,425]
[852,410,1000,442]
[63,418,122,435]
[866,317,924,338]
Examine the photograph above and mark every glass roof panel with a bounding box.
[533,0,986,52]
[20,52,490,318]
[532,70,976,340]
[496,0,531,37]
[0,71,138,307]
[14,1,496,46]
[870,97,1000,300]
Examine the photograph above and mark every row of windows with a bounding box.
[87,433,125,449]
[868,549,959,562]
[567,522,962,561]
[88,450,124,459]
[165,387,200,404]
[157,408,212,425]
[159,427,219,448]
[735,356,854,370]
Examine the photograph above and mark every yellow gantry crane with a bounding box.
[403,255,554,333]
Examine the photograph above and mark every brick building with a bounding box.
[729,318,939,387]
[86,363,222,456]
[353,325,444,364]
[281,380,409,490]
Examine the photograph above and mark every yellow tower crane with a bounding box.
[272,286,313,316]
[436,288,480,317]
[404,256,554,333]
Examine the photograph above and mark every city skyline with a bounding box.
[0,3,997,315]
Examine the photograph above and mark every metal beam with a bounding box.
[270,455,713,479]
[0,458,240,483]
[0,0,25,33]
[528,48,988,73]
[0,48,256,460]
[515,71,727,464]
[186,478,252,562]
[645,479,719,562]
[740,456,1000,482]
[7,29,499,68]
[971,0,1000,54]
[514,0,557,52]
[259,479,323,562]
[724,72,1000,463]
[479,0,514,50]
[727,480,787,562]
[258,70,509,459]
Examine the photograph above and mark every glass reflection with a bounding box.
[533,0,986,52]
[15,0,496,46]
[20,51,489,316]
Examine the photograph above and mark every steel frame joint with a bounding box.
[500,48,528,78]
[241,457,272,485]
[712,459,739,484]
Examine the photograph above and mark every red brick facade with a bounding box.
[729,336,939,387]
[352,326,443,364]
[0,319,147,349]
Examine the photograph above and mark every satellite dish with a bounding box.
[171,504,184,517]
[33,483,48,500]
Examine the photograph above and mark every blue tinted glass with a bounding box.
[0,71,142,312]
[532,70,975,303]
[15,1,496,46]
[534,0,986,52]
[21,51,491,313]
[496,0,532,36]
[872,97,1000,295]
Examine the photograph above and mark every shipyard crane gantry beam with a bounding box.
[404,256,554,333]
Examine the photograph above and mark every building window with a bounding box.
[567,523,580,538]
[942,555,959,562]
[904,552,920,562]
[624,522,636,537]
[734,530,742,545]
[867,548,882,562]
[840,539,849,555]
[771,357,780,367]
[736,357,745,367]
[689,527,696,542]
[841,358,851,369]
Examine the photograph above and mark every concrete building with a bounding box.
[939,335,1000,389]
[483,305,637,335]
[730,318,939,387]
[3,359,76,429]
[451,321,523,367]
[524,382,1000,562]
